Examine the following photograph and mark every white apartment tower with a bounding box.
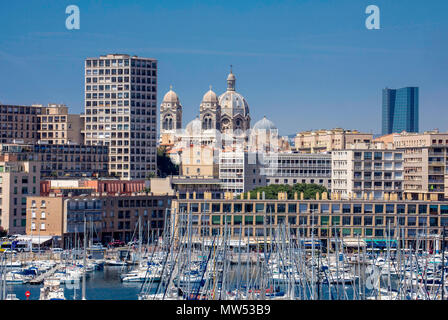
[83,54,157,179]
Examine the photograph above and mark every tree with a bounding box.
[246,183,328,200]
[156,146,179,178]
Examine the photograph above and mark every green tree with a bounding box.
[246,183,327,200]
[156,147,179,178]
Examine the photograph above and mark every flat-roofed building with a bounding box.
[264,152,331,188]
[82,54,158,179]
[0,104,41,144]
[26,193,173,246]
[171,192,448,250]
[34,144,109,178]
[294,128,373,154]
[393,131,448,200]
[0,152,40,234]
[219,151,266,194]
[331,142,403,200]
[37,104,83,145]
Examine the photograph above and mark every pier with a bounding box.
[29,264,61,285]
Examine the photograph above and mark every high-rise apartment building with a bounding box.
[382,87,419,135]
[82,54,158,179]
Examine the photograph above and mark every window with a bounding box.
[40,223,45,230]
[41,212,46,219]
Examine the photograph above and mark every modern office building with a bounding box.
[82,54,158,179]
[382,87,419,135]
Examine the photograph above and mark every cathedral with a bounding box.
[160,68,251,141]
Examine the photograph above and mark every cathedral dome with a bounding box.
[202,89,218,103]
[185,117,202,134]
[253,116,277,131]
[162,88,179,103]
[218,91,249,117]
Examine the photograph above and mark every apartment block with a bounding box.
[393,131,448,200]
[82,54,158,179]
[331,143,403,200]
[26,193,173,246]
[0,104,41,144]
[294,128,373,154]
[218,151,266,194]
[37,104,83,145]
[0,152,40,234]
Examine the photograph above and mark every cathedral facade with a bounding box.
[159,69,251,141]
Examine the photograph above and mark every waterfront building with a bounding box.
[264,152,332,188]
[26,193,173,246]
[382,87,419,135]
[393,130,448,200]
[171,191,448,250]
[37,104,83,145]
[331,142,403,200]
[294,128,373,154]
[0,151,40,234]
[83,54,158,179]
[0,104,41,144]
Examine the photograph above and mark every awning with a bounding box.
[13,235,54,245]
[343,238,366,248]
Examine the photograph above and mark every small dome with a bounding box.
[185,117,202,134]
[253,116,277,131]
[227,72,235,81]
[163,89,179,103]
[202,89,218,103]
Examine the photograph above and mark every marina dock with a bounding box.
[29,265,61,285]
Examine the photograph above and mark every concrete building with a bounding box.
[37,104,83,145]
[83,54,158,179]
[26,193,173,246]
[393,131,448,200]
[294,128,373,154]
[219,151,266,194]
[264,152,332,188]
[331,142,403,200]
[0,104,41,144]
[171,192,448,249]
[33,144,109,178]
[26,196,102,246]
[0,151,40,234]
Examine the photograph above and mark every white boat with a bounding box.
[39,278,65,300]
[105,259,127,266]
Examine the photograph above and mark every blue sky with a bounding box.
[0,0,446,136]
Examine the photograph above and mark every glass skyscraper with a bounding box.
[382,87,419,135]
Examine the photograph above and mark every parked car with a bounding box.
[3,249,17,254]
[108,240,125,247]
[51,248,64,253]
